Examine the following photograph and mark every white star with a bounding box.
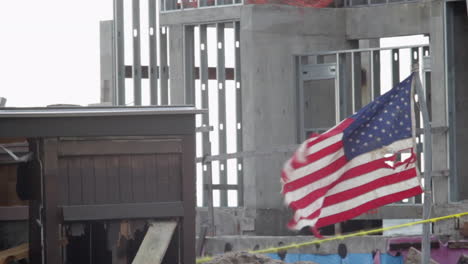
[349,138,353,142]
[351,148,355,152]
[390,102,393,105]
[395,94,399,98]
[361,132,365,135]
[366,124,370,127]
[356,139,360,143]
[405,114,409,119]
[381,129,386,133]
[389,133,393,137]
[384,110,388,113]
[386,121,391,125]
[364,142,368,147]
[396,105,400,109]
[377,137,381,142]
[395,130,399,133]
[406,127,411,131]
[401,98,404,101]
[400,122,404,126]
[404,102,408,106]
[373,126,378,130]
[379,118,383,121]
[405,90,409,94]
[369,134,373,138]
[392,113,396,117]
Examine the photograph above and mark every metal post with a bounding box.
[217,23,228,206]
[132,0,142,105]
[335,53,341,124]
[184,25,195,105]
[234,21,243,206]
[200,24,211,207]
[160,27,169,105]
[114,0,125,105]
[149,0,158,105]
[392,49,400,88]
[413,66,432,264]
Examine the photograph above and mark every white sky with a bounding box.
[0,0,113,107]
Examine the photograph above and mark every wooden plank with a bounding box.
[0,165,10,205]
[142,155,157,202]
[119,156,133,203]
[80,157,95,205]
[132,221,178,264]
[168,155,182,201]
[58,159,69,205]
[0,243,29,264]
[67,158,82,205]
[131,156,146,202]
[156,155,170,201]
[0,206,28,220]
[94,156,108,204]
[181,135,196,264]
[58,139,182,156]
[42,138,61,264]
[107,156,120,203]
[61,202,184,221]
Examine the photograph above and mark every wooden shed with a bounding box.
[0,106,203,264]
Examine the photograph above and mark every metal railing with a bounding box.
[160,0,244,12]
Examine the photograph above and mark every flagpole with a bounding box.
[412,64,432,264]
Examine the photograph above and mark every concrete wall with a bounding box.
[240,5,354,211]
[450,2,468,201]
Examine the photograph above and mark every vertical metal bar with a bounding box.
[353,52,362,111]
[370,50,375,100]
[412,47,421,204]
[114,0,125,105]
[351,52,355,113]
[184,25,195,105]
[149,0,158,105]
[372,50,381,98]
[132,0,142,105]
[200,25,211,207]
[414,70,432,264]
[234,21,243,206]
[339,53,347,118]
[160,27,169,105]
[392,49,400,88]
[297,56,306,142]
[100,21,116,105]
[335,53,341,124]
[217,22,227,206]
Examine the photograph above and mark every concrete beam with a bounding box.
[203,235,390,255]
[345,2,431,39]
[159,5,242,26]
[169,24,185,105]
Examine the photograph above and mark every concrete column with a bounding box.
[169,24,185,105]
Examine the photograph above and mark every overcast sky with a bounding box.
[0,0,112,107]
[0,1,429,108]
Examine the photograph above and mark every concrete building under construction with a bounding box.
[1,0,468,263]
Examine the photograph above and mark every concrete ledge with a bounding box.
[345,1,432,39]
[203,235,392,255]
[160,5,242,25]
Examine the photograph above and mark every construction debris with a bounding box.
[404,247,439,264]
[204,252,318,264]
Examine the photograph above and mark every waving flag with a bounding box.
[282,73,423,232]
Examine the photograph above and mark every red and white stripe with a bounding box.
[282,118,422,231]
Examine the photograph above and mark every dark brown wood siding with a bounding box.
[57,138,183,206]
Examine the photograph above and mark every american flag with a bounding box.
[282,73,423,232]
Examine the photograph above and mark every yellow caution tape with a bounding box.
[196,212,468,263]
